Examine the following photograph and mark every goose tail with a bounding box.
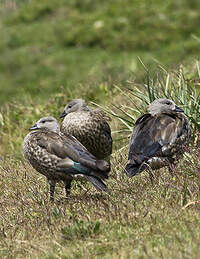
[124,162,144,177]
[85,175,108,192]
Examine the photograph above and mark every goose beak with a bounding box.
[175,105,184,113]
[29,124,38,130]
[60,111,67,118]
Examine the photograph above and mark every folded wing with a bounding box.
[35,131,109,189]
[125,113,187,176]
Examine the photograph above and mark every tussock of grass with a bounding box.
[103,62,200,149]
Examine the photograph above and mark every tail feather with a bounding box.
[72,162,108,179]
[85,175,108,192]
[124,163,142,177]
[79,158,110,175]
[56,160,108,192]
[90,170,108,179]
[57,162,108,180]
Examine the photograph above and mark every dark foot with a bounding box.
[48,179,56,201]
[65,180,72,197]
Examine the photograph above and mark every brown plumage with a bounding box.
[125,99,192,176]
[24,116,110,200]
[60,99,112,160]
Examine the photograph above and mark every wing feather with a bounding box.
[35,131,109,173]
[128,113,182,164]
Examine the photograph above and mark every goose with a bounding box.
[60,99,112,160]
[124,99,192,176]
[24,116,110,200]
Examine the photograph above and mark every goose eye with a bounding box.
[41,121,45,123]
[68,105,72,109]
[166,101,171,105]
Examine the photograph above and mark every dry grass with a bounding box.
[0,145,200,258]
[0,62,199,258]
[0,58,199,257]
[0,1,200,256]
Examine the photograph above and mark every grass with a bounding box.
[0,0,200,258]
[102,62,200,148]
[0,0,200,104]
[0,147,200,258]
[0,63,200,257]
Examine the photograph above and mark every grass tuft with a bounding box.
[105,62,200,146]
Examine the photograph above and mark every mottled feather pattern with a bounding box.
[23,98,192,201]
[125,99,192,176]
[61,110,112,159]
[24,132,71,181]
[160,113,191,157]
[24,116,110,200]
[91,108,112,122]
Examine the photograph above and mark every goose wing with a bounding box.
[36,131,109,173]
[128,113,184,164]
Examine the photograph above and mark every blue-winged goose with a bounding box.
[24,116,110,200]
[125,99,192,176]
[60,99,112,160]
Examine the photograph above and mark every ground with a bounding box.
[0,1,200,258]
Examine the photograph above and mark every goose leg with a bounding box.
[48,179,56,201]
[65,180,72,197]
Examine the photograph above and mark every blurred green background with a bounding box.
[0,0,199,105]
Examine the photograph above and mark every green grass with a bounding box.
[103,62,200,147]
[0,1,200,258]
[0,0,200,104]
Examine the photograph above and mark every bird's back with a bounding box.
[61,110,112,159]
[126,111,191,176]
